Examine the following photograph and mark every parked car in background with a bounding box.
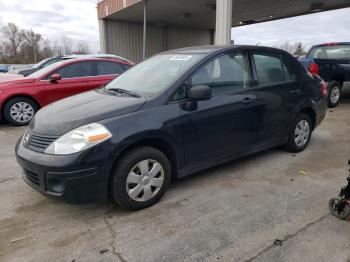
[18,54,133,76]
[0,73,24,83]
[0,65,9,73]
[15,45,327,210]
[0,57,133,125]
[299,42,350,107]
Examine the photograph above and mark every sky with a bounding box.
[0,0,100,52]
[232,7,350,49]
[0,1,349,53]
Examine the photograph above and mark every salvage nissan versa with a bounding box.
[15,46,327,210]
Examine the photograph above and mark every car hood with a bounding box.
[0,77,34,86]
[30,90,147,136]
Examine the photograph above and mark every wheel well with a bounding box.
[331,75,344,87]
[107,137,178,198]
[300,107,316,130]
[2,95,40,118]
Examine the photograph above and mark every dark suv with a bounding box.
[15,45,327,210]
[299,42,350,107]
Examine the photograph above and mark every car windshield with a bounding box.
[27,61,65,78]
[105,53,205,97]
[32,58,51,68]
[309,45,350,60]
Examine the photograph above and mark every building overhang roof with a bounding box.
[98,0,350,28]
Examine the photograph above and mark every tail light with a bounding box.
[321,81,327,97]
[309,63,319,75]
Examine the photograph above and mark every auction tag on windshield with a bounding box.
[170,55,192,61]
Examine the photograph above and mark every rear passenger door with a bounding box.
[94,61,127,87]
[251,51,301,144]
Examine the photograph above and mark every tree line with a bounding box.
[0,23,91,64]
[275,41,308,56]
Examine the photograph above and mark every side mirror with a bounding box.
[188,85,211,101]
[50,74,61,83]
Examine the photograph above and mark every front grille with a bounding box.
[26,133,58,153]
[23,169,41,188]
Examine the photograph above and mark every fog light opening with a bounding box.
[48,178,65,193]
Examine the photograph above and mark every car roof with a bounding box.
[160,45,291,55]
[63,54,133,64]
[60,57,133,65]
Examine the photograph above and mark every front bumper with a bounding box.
[15,135,114,203]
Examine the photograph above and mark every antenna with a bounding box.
[256,42,261,46]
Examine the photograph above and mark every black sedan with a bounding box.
[15,45,327,210]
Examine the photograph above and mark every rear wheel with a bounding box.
[3,97,38,126]
[285,113,312,153]
[329,197,350,220]
[111,146,171,210]
[328,81,342,108]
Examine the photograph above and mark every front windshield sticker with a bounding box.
[170,55,192,61]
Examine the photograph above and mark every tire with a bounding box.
[3,97,38,126]
[111,146,171,210]
[285,113,312,153]
[329,197,350,220]
[327,81,342,108]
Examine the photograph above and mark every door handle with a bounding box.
[290,88,300,94]
[241,97,254,105]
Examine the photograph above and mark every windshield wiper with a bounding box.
[107,88,142,98]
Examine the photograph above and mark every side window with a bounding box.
[282,58,296,81]
[253,52,295,85]
[55,62,93,79]
[96,61,125,75]
[191,52,251,95]
[173,82,188,101]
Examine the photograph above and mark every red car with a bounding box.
[0,58,133,125]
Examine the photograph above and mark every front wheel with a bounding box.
[285,113,312,153]
[328,81,342,108]
[3,97,38,126]
[329,197,350,220]
[111,146,171,210]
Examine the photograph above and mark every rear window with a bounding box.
[308,45,350,60]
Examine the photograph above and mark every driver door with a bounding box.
[43,61,96,104]
[180,51,259,170]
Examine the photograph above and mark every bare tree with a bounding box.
[23,29,42,63]
[1,23,25,56]
[60,36,73,55]
[293,42,307,56]
[41,39,54,58]
[75,40,90,54]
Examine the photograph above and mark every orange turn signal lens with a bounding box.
[87,133,110,142]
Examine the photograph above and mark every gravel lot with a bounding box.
[1,90,350,262]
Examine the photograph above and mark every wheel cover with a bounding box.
[10,102,34,123]
[126,159,165,202]
[294,120,310,147]
[330,86,340,104]
[329,197,350,219]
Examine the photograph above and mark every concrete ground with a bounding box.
[1,90,350,262]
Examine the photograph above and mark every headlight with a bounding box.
[45,123,112,155]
